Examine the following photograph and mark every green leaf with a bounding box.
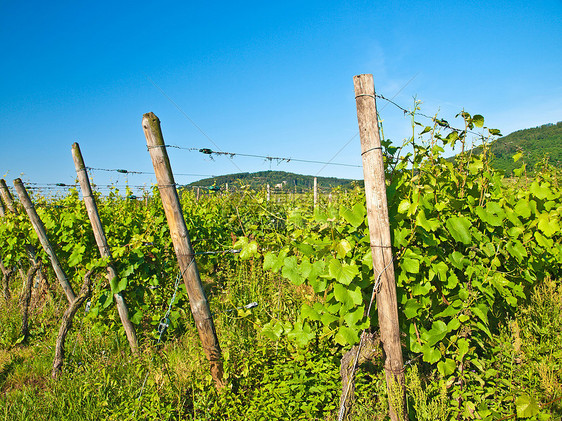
[343,306,365,328]
[445,216,472,245]
[422,344,441,363]
[321,311,338,326]
[471,304,489,325]
[472,114,484,128]
[449,251,466,269]
[437,358,456,376]
[68,244,86,267]
[506,241,527,262]
[287,321,315,347]
[416,209,440,232]
[515,395,540,418]
[301,303,321,321]
[423,320,448,347]
[336,239,353,258]
[328,259,359,285]
[397,200,410,214]
[340,203,365,228]
[335,326,359,346]
[529,181,551,200]
[264,250,286,272]
[401,257,419,274]
[114,277,127,294]
[334,283,362,308]
[537,213,559,237]
[403,299,422,319]
[457,338,469,359]
[512,151,523,162]
[282,256,305,285]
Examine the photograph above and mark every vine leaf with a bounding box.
[328,259,359,285]
[515,395,540,418]
[445,216,472,244]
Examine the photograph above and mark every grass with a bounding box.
[1,262,561,420]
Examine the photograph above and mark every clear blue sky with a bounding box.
[1,0,561,192]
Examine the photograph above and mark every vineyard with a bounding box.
[1,77,561,420]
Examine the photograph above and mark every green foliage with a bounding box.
[0,110,560,420]
[461,120,562,175]
[186,170,359,192]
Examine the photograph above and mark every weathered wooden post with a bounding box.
[0,197,5,217]
[354,74,405,421]
[196,187,200,202]
[1,179,46,292]
[71,142,139,354]
[13,179,76,303]
[313,177,318,208]
[267,184,270,202]
[142,112,224,388]
[0,180,18,214]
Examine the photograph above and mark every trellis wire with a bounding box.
[133,261,189,417]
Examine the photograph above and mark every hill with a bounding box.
[186,170,360,192]
[470,121,562,174]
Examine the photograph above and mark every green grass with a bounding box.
[1,263,561,420]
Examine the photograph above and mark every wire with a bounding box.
[144,74,244,173]
[164,146,362,168]
[85,167,214,178]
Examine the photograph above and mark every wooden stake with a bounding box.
[1,179,47,294]
[0,197,5,217]
[142,112,224,388]
[353,74,405,421]
[13,179,76,303]
[267,184,270,202]
[313,177,318,208]
[0,179,18,214]
[71,143,139,354]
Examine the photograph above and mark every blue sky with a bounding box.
[1,0,561,193]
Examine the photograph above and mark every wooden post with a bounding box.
[353,74,405,421]
[0,197,5,217]
[0,179,46,291]
[13,179,76,303]
[267,184,270,202]
[196,187,200,202]
[142,112,224,388]
[71,143,139,354]
[0,179,18,214]
[313,177,318,208]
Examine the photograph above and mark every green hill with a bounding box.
[186,170,360,192]
[472,121,562,174]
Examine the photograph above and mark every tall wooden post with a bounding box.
[353,74,405,421]
[313,177,318,208]
[267,184,270,202]
[71,143,139,354]
[0,180,18,214]
[1,179,46,291]
[142,112,224,388]
[13,179,76,303]
[0,197,5,217]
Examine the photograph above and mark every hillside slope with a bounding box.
[186,170,359,192]
[479,121,562,174]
